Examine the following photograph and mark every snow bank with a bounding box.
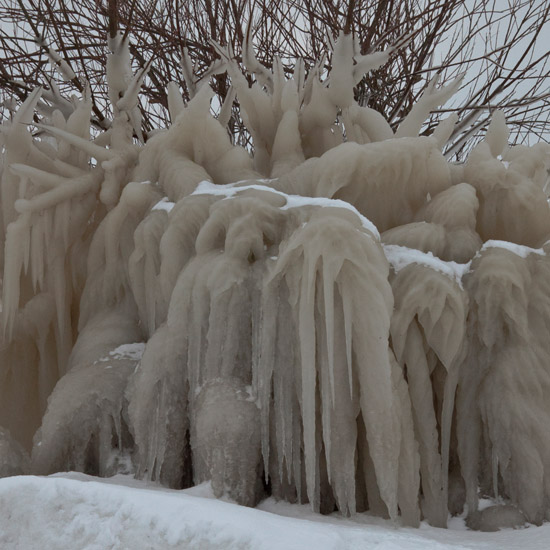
[1,474,549,550]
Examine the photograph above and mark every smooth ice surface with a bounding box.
[1,473,548,550]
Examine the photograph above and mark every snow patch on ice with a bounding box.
[480,240,546,258]
[110,342,146,360]
[152,197,175,212]
[479,497,500,511]
[192,180,380,238]
[96,343,146,364]
[383,244,471,288]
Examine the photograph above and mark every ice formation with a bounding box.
[1,31,550,530]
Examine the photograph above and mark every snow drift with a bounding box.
[1,31,550,530]
[3,473,548,550]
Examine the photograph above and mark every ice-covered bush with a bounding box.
[1,31,550,530]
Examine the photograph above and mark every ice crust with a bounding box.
[2,28,550,534]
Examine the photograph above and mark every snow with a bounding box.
[1,473,549,550]
[480,240,546,258]
[191,180,381,238]
[108,343,146,361]
[97,343,146,363]
[383,244,471,288]
[151,197,175,212]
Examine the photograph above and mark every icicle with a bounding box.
[340,283,354,397]
[106,32,132,105]
[352,48,392,85]
[2,213,31,339]
[218,85,236,130]
[257,284,278,478]
[34,123,115,162]
[181,47,196,99]
[294,58,305,96]
[14,174,97,214]
[116,60,152,114]
[299,251,319,509]
[10,164,68,189]
[322,259,336,405]
[30,216,45,291]
[485,110,509,158]
[167,82,185,122]
[46,47,76,81]
[242,19,273,91]
[396,74,464,139]
[432,114,459,150]
[327,32,355,109]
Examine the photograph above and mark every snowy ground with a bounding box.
[1,474,549,550]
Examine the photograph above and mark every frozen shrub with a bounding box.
[1,30,550,529]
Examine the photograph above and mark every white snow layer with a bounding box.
[480,240,546,258]
[101,343,146,362]
[192,180,381,238]
[151,197,176,213]
[1,473,548,550]
[383,244,471,288]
